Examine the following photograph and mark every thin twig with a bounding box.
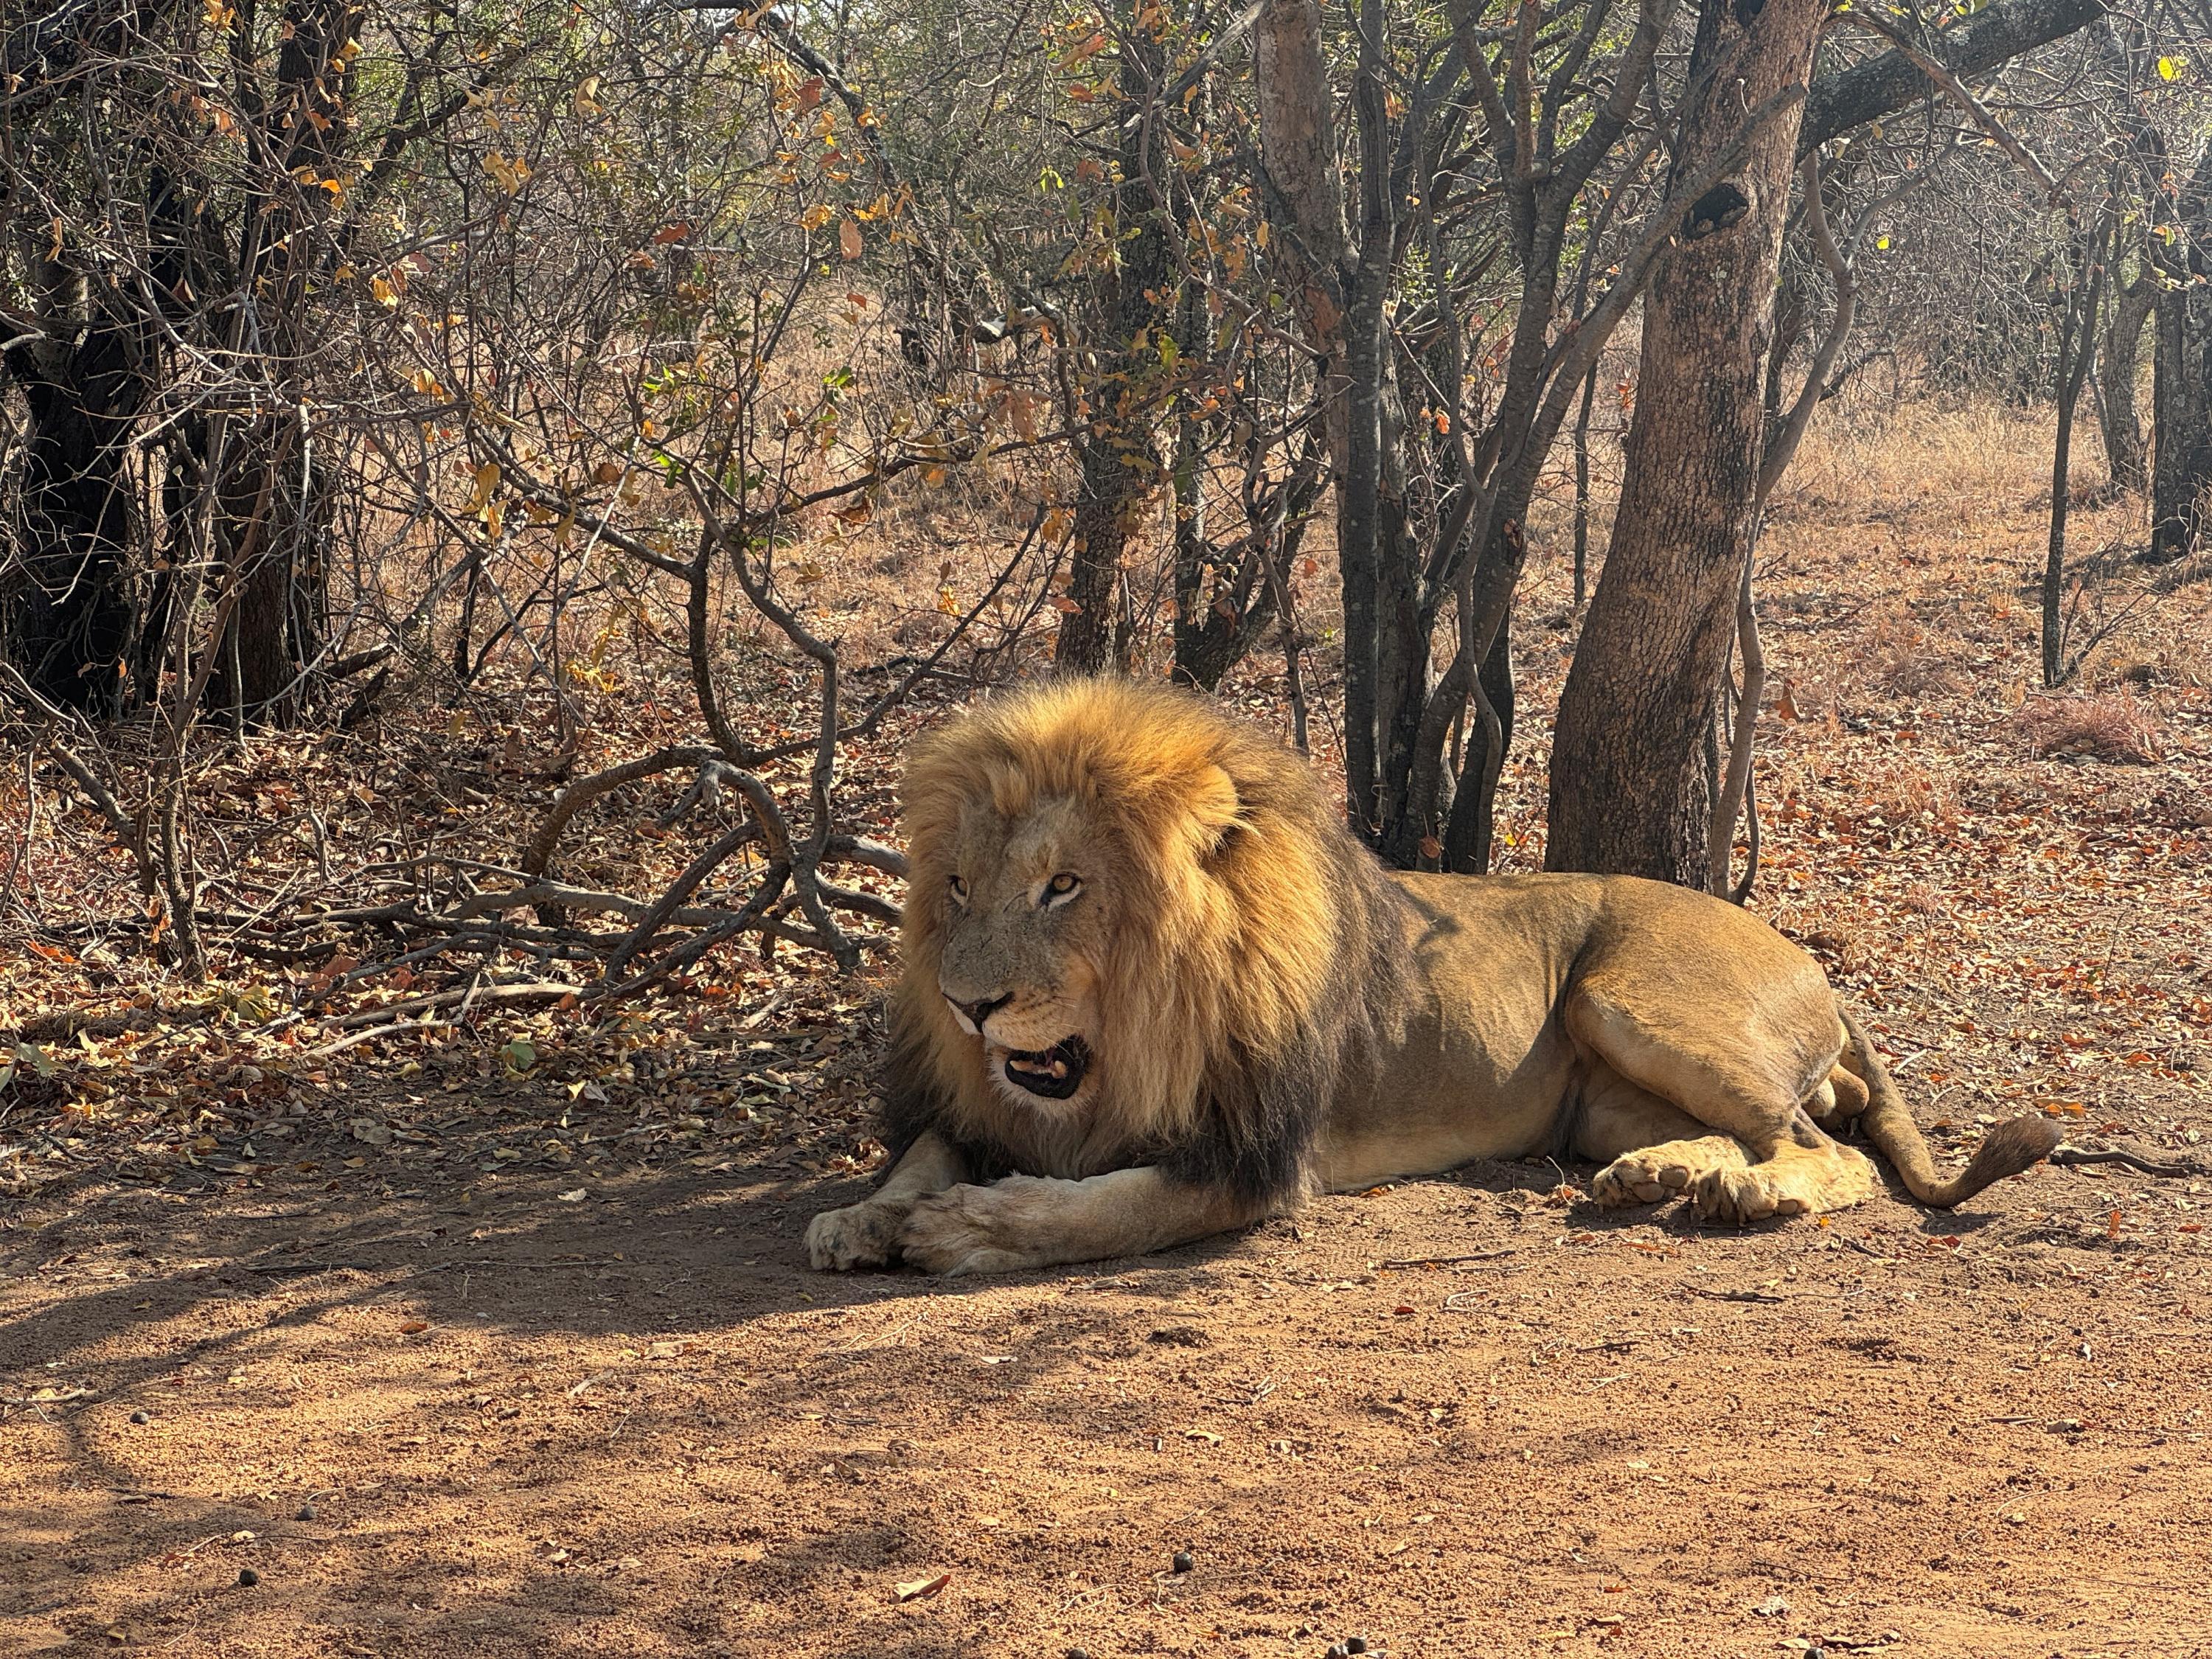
[2052,1143,2202,1179]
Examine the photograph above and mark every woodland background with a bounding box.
[0,0,2207,1046]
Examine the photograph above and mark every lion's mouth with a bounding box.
[998,1037,1091,1101]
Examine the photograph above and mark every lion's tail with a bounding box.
[1838,1006,2061,1209]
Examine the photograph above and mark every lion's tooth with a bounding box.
[1048,1060,1068,1077]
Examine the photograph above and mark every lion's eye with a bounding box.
[1043,872,1081,905]
[948,874,969,902]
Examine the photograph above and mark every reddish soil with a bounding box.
[7,1101,2211,1659]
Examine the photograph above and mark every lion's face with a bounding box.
[934,793,1110,1106]
[892,678,1362,1180]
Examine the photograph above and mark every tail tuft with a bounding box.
[1946,1114,2064,1204]
[1840,1006,2061,1210]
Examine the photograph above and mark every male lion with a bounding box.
[807,679,2057,1276]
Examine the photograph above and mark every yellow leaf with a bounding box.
[482,153,531,195]
[2157,55,2183,80]
[800,204,833,232]
[466,461,500,512]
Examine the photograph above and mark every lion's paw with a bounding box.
[898,1181,1047,1277]
[806,1200,909,1271]
[1686,1165,1806,1225]
[1590,1149,1695,1208]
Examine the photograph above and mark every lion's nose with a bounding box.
[949,992,1012,1032]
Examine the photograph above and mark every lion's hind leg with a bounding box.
[1679,1115,1875,1222]
[1567,990,1875,1225]
[1573,1063,1747,1208]
[1804,1057,1871,1129]
[1585,1102,1873,1222]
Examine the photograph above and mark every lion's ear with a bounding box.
[1189,764,1247,858]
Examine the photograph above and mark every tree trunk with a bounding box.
[2045,214,2110,686]
[202,0,355,719]
[1546,0,1826,883]
[3,321,147,715]
[2096,275,2154,495]
[1056,2,1170,675]
[2149,143,2212,565]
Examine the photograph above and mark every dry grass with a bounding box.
[2016,689,2166,763]
[1868,616,1963,699]
[1776,394,2095,524]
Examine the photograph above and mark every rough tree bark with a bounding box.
[208,0,358,720]
[2096,271,2155,495]
[2149,143,2212,566]
[1546,0,1826,883]
[2,313,146,714]
[1056,3,1174,674]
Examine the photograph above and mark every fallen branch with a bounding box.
[2051,1142,2203,1179]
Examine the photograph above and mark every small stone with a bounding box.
[1346,1641,1368,1656]
[128,1411,148,1425]
[1806,1649,1826,1659]
[295,1504,317,1522]
[1171,1551,1194,1574]
[1066,1650,1091,1659]
[1327,1646,1349,1659]
[237,1568,260,1587]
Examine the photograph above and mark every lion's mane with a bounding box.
[877,678,1406,1206]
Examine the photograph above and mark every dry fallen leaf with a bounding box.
[398,1320,429,1335]
[894,1571,951,1601]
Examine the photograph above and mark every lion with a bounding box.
[806,678,2059,1276]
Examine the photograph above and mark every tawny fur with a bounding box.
[807,679,2059,1276]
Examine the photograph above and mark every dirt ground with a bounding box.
[7,399,2212,1658]
[7,1126,2212,1659]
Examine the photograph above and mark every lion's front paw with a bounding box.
[898,1181,1047,1277]
[806,1200,909,1271]
[1592,1135,1749,1213]
[1590,1149,1693,1208]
